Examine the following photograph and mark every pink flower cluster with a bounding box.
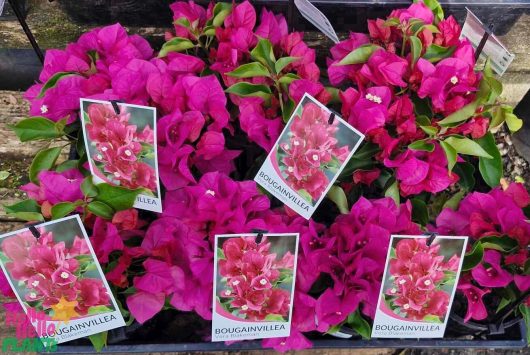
[327,1,488,196]
[218,236,293,321]
[86,103,156,191]
[435,183,530,321]
[1,229,110,316]
[279,102,350,200]
[385,238,458,320]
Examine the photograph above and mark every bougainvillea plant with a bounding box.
[1,0,529,352]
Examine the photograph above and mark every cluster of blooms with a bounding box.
[167,0,326,151]
[218,236,293,321]
[0,229,110,316]
[385,238,458,320]
[85,103,157,190]
[435,182,530,321]
[279,102,350,200]
[327,1,500,196]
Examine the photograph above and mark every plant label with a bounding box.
[80,99,162,213]
[0,215,126,344]
[255,93,364,219]
[372,235,468,338]
[212,233,299,341]
[294,0,340,44]
[460,8,515,75]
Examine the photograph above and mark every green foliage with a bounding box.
[10,117,65,142]
[338,44,380,65]
[29,146,63,183]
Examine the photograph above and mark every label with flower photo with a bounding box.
[212,233,299,342]
[0,215,126,344]
[80,98,162,213]
[372,235,468,338]
[254,93,364,219]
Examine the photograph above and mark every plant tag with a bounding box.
[294,0,340,44]
[372,235,468,338]
[460,8,514,75]
[212,233,299,341]
[255,93,364,219]
[0,0,5,17]
[0,215,126,344]
[80,98,162,213]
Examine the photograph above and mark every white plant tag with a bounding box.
[0,0,6,16]
[460,8,515,75]
[294,0,339,44]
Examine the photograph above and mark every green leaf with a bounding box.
[89,331,107,352]
[250,38,276,70]
[479,236,518,253]
[423,315,442,323]
[327,186,349,214]
[275,56,299,74]
[81,177,99,198]
[443,190,465,210]
[278,73,300,85]
[438,101,478,126]
[347,310,371,339]
[440,140,457,172]
[282,98,296,123]
[490,105,522,132]
[421,0,444,22]
[462,242,484,271]
[226,62,270,78]
[411,95,433,118]
[409,35,423,66]
[518,304,530,344]
[56,159,79,172]
[264,314,285,321]
[38,72,80,98]
[443,136,492,159]
[95,184,142,211]
[29,146,63,184]
[0,171,9,180]
[339,142,379,179]
[4,199,41,214]
[409,139,435,152]
[423,44,455,62]
[384,179,400,206]
[411,198,429,226]
[210,2,232,27]
[51,202,77,220]
[173,17,191,28]
[453,162,475,191]
[87,201,114,219]
[158,37,195,58]
[225,82,272,100]
[9,212,44,222]
[338,44,380,65]
[420,125,438,136]
[10,117,65,142]
[476,132,503,188]
[217,247,226,260]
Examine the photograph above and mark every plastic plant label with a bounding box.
[372,235,468,338]
[294,0,340,44]
[255,93,364,219]
[80,98,162,213]
[211,233,299,341]
[460,8,515,75]
[0,215,126,344]
[0,0,5,17]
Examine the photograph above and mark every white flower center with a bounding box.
[365,93,382,104]
[40,105,48,114]
[399,279,406,285]
[206,189,215,196]
[96,154,103,160]
[293,141,300,146]
[60,272,69,279]
[114,172,120,178]
[225,290,231,296]
[101,146,108,152]
[233,280,240,286]
[450,76,459,85]
[29,292,37,299]
[124,150,132,156]
[312,154,319,161]
[390,288,397,294]
[403,304,410,310]
[31,280,39,287]
[241,305,249,310]
[287,166,294,172]
[424,280,432,286]
[259,279,267,285]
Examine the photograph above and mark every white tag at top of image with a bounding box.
[0,0,6,16]
[460,8,515,76]
[294,0,340,44]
